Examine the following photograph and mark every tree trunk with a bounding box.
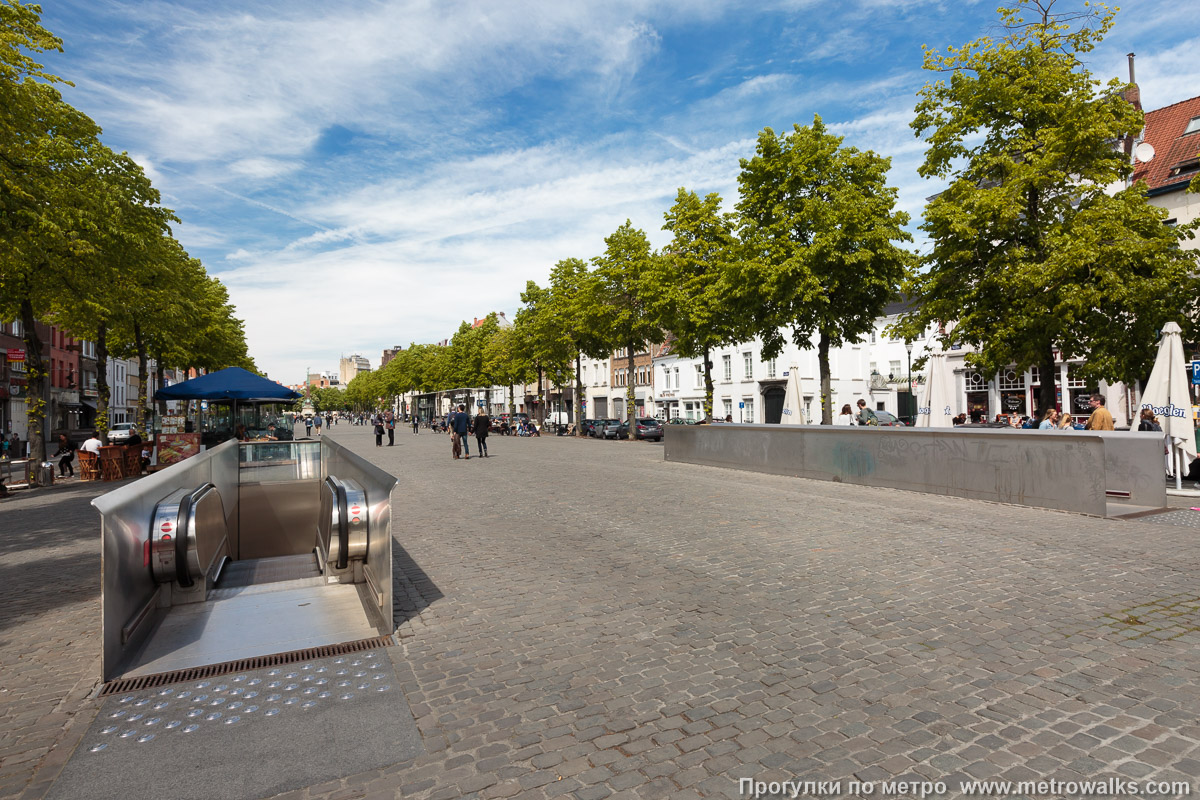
[135,321,149,436]
[625,344,636,439]
[96,322,110,438]
[19,299,48,481]
[575,352,584,437]
[1038,346,1058,422]
[508,383,515,415]
[703,347,713,422]
[536,363,545,427]
[156,350,169,416]
[818,331,833,425]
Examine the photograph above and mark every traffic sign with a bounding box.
[739,402,745,408]
[1192,360,1200,385]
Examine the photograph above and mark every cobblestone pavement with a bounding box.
[5,427,1200,799]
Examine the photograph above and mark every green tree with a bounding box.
[548,258,607,436]
[894,1,1200,415]
[651,188,752,422]
[592,221,660,438]
[0,0,106,472]
[736,117,913,423]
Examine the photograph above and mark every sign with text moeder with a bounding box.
[6,349,25,362]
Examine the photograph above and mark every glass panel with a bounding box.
[239,441,321,482]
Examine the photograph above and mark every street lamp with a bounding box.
[904,340,914,422]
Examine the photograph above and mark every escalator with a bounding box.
[95,439,396,684]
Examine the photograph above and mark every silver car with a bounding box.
[107,422,137,443]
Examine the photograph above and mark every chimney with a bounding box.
[1127,52,1135,84]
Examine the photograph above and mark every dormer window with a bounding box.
[1185,116,1200,135]
[1169,158,1199,179]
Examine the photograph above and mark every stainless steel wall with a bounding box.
[322,438,397,633]
[94,440,240,681]
[664,425,1165,516]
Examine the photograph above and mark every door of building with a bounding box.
[763,386,785,424]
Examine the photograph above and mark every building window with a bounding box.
[722,355,732,381]
[743,352,753,380]
[743,397,754,422]
[889,360,901,379]
[695,364,703,386]
[997,367,1025,390]
[1185,116,1200,135]
[766,359,776,379]
[870,329,877,343]
[723,398,733,419]
[965,371,987,392]
[1065,365,1087,389]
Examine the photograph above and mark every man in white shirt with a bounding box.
[79,432,103,455]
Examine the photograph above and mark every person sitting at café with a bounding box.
[262,423,278,441]
[236,424,251,442]
[80,431,103,455]
[1039,410,1059,430]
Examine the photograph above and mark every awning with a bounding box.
[81,398,97,410]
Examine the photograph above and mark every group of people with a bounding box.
[51,429,149,479]
[446,405,491,459]
[834,399,887,426]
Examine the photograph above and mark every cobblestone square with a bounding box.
[4,426,1200,799]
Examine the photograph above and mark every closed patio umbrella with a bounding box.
[1140,322,1197,489]
[781,366,806,425]
[915,352,956,428]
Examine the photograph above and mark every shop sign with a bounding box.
[5,349,24,362]
[9,384,24,398]
[1004,395,1022,410]
[160,414,186,434]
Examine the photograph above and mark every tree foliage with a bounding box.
[736,116,913,423]
[893,1,1200,415]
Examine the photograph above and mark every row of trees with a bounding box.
[351,2,1200,436]
[1,2,253,475]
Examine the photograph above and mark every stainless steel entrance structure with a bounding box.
[94,438,396,682]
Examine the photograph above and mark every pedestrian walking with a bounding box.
[313,413,323,437]
[53,433,76,478]
[304,415,313,437]
[387,415,395,446]
[374,419,385,447]
[412,416,419,435]
[450,404,470,459]
[473,408,490,457]
[1084,394,1114,431]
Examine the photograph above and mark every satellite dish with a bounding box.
[1135,142,1156,163]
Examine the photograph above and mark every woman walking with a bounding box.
[474,409,490,458]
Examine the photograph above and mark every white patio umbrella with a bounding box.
[915,352,956,428]
[1140,321,1197,489]
[780,366,806,425]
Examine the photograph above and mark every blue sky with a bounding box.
[35,0,1200,384]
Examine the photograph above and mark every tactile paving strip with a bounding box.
[1134,509,1200,529]
[90,651,391,753]
[49,650,422,800]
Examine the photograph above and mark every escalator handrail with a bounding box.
[335,478,350,570]
[175,483,216,588]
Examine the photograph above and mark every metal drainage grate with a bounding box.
[98,635,396,697]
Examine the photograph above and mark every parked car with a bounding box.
[668,417,697,425]
[107,422,137,443]
[634,418,663,441]
[590,418,618,438]
[601,419,628,439]
[580,419,600,437]
[873,410,908,427]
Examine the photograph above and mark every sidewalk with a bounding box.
[4,428,1200,799]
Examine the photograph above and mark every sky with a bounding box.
[33,0,1200,385]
